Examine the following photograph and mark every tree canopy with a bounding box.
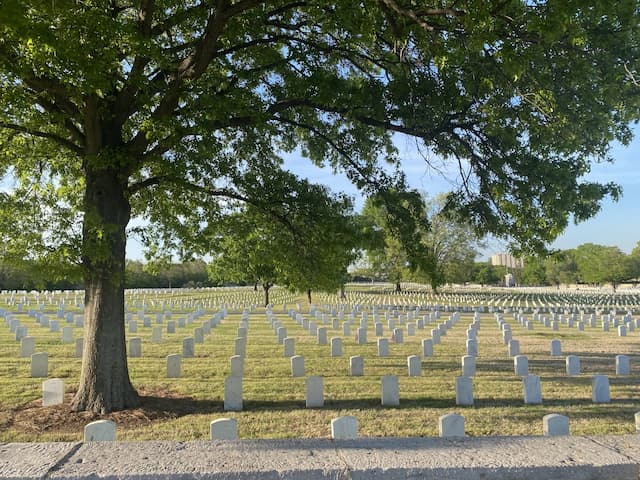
[207,176,359,305]
[1,1,639,412]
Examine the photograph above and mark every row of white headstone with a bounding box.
[81,411,640,442]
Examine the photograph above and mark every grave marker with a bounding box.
[331,416,358,440]
[210,418,238,440]
[439,413,465,437]
[543,414,569,436]
[455,376,474,406]
[291,355,305,377]
[20,336,35,357]
[350,355,364,376]
[166,354,181,378]
[381,375,400,406]
[306,376,324,408]
[224,376,243,411]
[84,420,116,441]
[31,352,48,378]
[407,355,421,376]
[330,337,342,357]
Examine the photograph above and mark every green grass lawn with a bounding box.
[1,285,639,441]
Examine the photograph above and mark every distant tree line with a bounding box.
[0,260,212,290]
[518,243,640,289]
[3,242,639,292]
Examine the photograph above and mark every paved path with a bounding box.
[1,435,639,479]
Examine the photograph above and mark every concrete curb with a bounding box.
[1,435,639,479]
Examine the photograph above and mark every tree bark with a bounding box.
[307,288,312,303]
[263,283,271,307]
[71,163,139,413]
[395,281,401,293]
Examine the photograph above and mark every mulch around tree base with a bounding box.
[4,387,207,436]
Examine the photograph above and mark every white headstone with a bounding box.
[230,355,244,377]
[508,339,520,357]
[566,355,580,376]
[210,418,238,440]
[377,338,389,357]
[635,412,640,433]
[350,355,364,376]
[20,336,35,357]
[42,378,64,406]
[466,339,478,357]
[422,338,433,357]
[231,336,245,356]
[291,355,305,377]
[166,354,181,378]
[75,337,84,358]
[431,329,441,344]
[15,325,27,341]
[461,355,476,377]
[193,327,204,343]
[317,327,328,345]
[550,339,562,356]
[305,376,324,408]
[166,321,176,334]
[381,375,400,406]
[523,375,542,404]
[128,337,142,357]
[128,320,137,334]
[342,322,350,336]
[514,355,528,376]
[455,376,473,406]
[357,327,367,344]
[330,337,342,357]
[152,326,162,343]
[224,376,243,411]
[84,420,116,441]
[616,355,630,375]
[439,413,465,437]
[618,325,627,337]
[406,323,415,336]
[329,415,358,441]
[31,352,48,378]
[375,323,383,337]
[181,337,194,357]
[407,355,421,377]
[392,328,404,343]
[592,374,610,403]
[277,326,287,344]
[284,337,295,357]
[543,414,569,436]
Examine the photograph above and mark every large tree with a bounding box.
[421,193,485,288]
[574,243,633,289]
[360,192,434,292]
[1,1,639,412]
[207,177,358,305]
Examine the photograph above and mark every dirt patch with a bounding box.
[5,387,214,436]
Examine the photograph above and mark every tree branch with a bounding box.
[0,122,83,155]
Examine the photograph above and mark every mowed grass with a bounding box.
[1,285,639,442]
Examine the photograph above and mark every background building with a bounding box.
[491,253,525,269]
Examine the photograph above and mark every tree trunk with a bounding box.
[340,286,346,300]
[395,281,401,293]
[71,163,139,413]
[263,283,271,307]
[307,288,312,303]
